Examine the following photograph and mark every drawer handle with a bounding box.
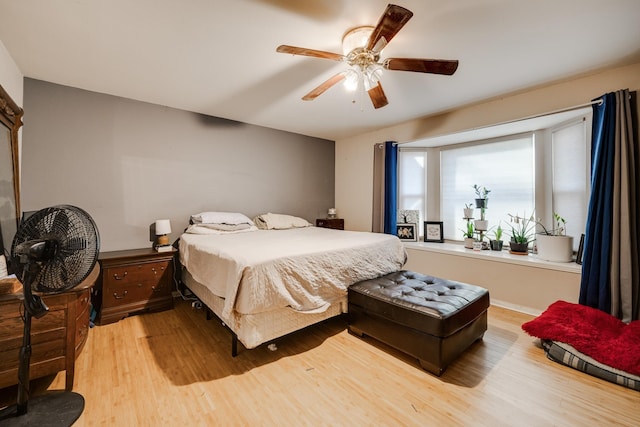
[79,324,89,341]
[151,285,163,292]
[113,290,128,299]
[113,272,128,280]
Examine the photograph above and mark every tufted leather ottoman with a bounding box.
[348,270,489,376]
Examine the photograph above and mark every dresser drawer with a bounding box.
[75,288,91,352]
[76,288,91,316]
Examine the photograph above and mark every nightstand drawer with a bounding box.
[103,280,170,307]
[103,260,169,288]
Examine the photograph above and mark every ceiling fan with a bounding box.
[276,3,459,109]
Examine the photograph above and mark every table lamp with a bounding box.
[155,219,171,249]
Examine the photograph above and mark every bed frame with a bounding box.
[182,269,348,356]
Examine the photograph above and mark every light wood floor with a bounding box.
[1,299,639,426]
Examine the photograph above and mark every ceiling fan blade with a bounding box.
[302,72,347,101]
[384,58,459,75]
[276,45,344,62]
[368,82,389,109]
[366,4,413,52]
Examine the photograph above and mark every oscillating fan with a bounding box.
[0,205,99,426]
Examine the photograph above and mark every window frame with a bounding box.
[397,114,591,243]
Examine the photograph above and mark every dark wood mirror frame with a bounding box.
[0,83,23,260]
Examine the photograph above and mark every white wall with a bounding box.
[0,40,23,106]
[404,246,581,315]
[21,79,336,252]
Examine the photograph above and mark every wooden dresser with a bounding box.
[0,264,99,391]
[94,248,175,325]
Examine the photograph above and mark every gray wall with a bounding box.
[21,79,335,251]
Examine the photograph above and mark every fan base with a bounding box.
[0,391,84,426]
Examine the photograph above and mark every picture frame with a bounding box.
[424,221,444,243]
[575,233,585,265]
[396,223,417,242]
[397,209,419,225]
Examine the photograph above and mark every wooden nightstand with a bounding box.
[93,248,176,325]
[316,218,344,230]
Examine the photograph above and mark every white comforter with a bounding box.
[179,227,406,318]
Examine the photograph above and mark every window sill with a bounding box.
[403,241,582,274]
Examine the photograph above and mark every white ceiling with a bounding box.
[1,0,639,141]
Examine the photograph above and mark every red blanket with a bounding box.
[521,300,640,376]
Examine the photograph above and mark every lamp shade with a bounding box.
[155,219,171,235]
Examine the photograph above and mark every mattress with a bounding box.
[179,227,407,319]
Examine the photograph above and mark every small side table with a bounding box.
[93,247,176,325]
[316,218,344,230]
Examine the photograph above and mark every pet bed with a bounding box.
[522,300,640,390]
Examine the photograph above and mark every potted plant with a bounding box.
[489,224,504,251]
[463,203,474,219]
[473,184,491,212]
[535,213,574,262]
[474,218,489,232]
[472,185,490,231]
[507,212,535,254]
[461,221,475,249]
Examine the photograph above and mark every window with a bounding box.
[398,149,427,235]
[397,112,591,245]
[441,135,534,240]
[551,119,590,248]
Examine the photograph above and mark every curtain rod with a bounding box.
[490,98,602,128]
[385,99,603,148]
[469,92,631,130]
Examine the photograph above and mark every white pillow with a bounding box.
[197,223,252,231]
[191,211,253,225]
[253,213,311,230]
[185,224,258,235]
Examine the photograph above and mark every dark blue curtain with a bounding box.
[579,93,617,311]
[383,141,398,235]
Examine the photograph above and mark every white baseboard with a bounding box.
[491,299,542,317]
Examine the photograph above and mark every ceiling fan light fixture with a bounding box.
[342,26,374,56]
[362,64,383,91]
[343,69,360,92]
[367,64,383,81]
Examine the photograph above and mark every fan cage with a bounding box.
[11,205,100,293]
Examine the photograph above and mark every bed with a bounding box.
[178,212,407,355]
